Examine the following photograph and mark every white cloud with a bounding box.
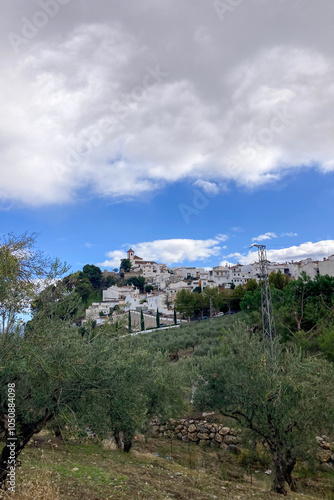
[1,1,334,205]
[216,234,229,242]
[98,250,127,269]
[281,232,298,238]
[225,240,334,265]
[252,232,277,242]
[193,180,220,195]
[220,260,236,267]
[98,235,227,267]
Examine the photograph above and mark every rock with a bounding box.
[227,444,238,454]
[184,421,190,428]
[220,442,228,450]
[135,433,146,443]
[198,433,210,440]
[209,433,216,439]
[316,436,331,450]
[224,435,238,445]
[169,418,177,426]
[102,439,118,451]
[197,425,209,433]
[152,426,160,436]
[219,427,230,436]
[215,434,223,443]
[230,428,238,437]
[182,435,189,442]
[318,449,332,462]
[188,424,197,433]
[188,432,199,442]
[177,433,183,440]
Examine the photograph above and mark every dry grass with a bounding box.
[0,434,333,499]
[0,472,60,499]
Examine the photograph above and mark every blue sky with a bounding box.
[1,169,333,272]
[1,0,334,270]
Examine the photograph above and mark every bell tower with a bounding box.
[127,248,134,262]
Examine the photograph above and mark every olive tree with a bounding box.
[0,232,69,339]
[194,322,334,495]
[94,343,187,452]
[0,234,187,485]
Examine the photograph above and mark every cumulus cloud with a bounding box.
[225,240,334,265]
[98,250,127,269]
[98,236,226,267]
[252,232,277,242]
[0,1,334,206]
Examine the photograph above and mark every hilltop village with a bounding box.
[85,248,334,327]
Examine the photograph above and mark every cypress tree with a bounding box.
[156,308,160,328]
[174,307,177,325]
[128,310,132,333]
[140,308,145,331]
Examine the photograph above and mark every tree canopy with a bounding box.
[120,259,132,273]
[194,321,334,494]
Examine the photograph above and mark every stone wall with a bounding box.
[151,419,334,465]
[316,436,334,464]
[151,418,239,449]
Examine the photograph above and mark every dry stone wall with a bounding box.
[151,419,334,465]
[151,418,239,450]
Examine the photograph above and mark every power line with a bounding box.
[250,244,276,350]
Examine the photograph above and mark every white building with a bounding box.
[167,280,192,298]
[319,255,334,277]
[126,248,169,278]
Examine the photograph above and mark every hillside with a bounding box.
[2,433,334,500]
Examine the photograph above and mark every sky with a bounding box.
[1,0,334,271]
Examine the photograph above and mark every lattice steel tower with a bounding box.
[251,244,276,343]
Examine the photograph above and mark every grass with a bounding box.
[1,433,334,499]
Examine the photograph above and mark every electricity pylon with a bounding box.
[251,244,276,344]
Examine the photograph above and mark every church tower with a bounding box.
[127,248,134,262]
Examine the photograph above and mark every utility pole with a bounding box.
[251,244,276,344]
